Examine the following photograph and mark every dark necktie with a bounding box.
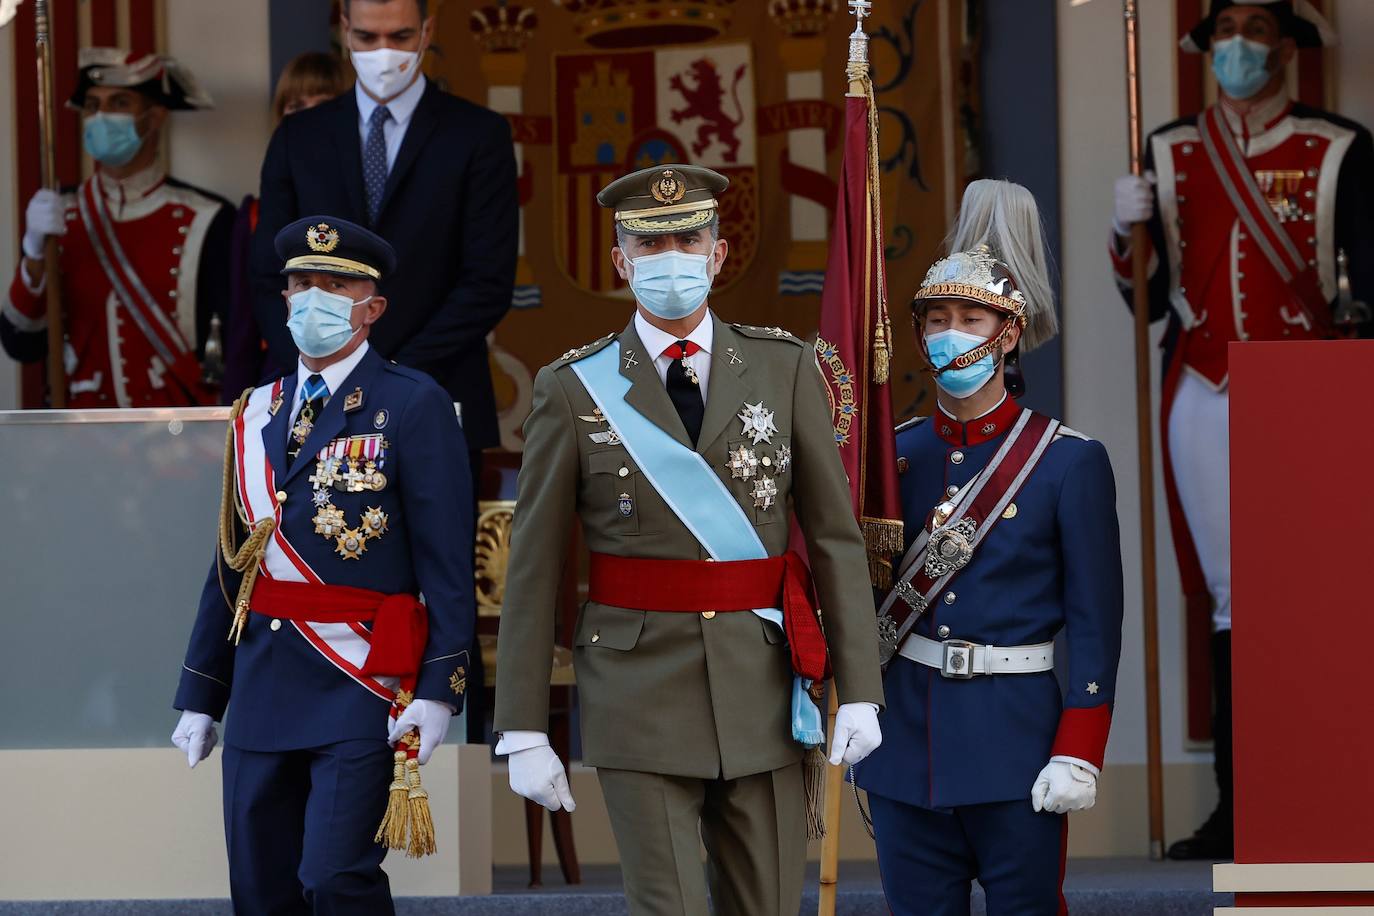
[287,374,329,469]
[363,105,392,224]
[664,340,704,446]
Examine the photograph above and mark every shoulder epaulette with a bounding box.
[731,323,805,346]
[895,415,928,434]
[1055,424,1094,442]
[551,332,617,367]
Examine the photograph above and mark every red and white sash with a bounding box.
[876,410,1060,664]
[233,381,397,701]
[1197,105,1329,329]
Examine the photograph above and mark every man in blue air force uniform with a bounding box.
[170,216,474,915]
[854,245,1124,915]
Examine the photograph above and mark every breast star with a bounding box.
[1086,681,1100,695]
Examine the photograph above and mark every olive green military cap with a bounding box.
[597,164,729,235]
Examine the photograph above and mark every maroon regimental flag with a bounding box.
[815,81,903,586]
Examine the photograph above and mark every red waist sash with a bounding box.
[587,550,830,681]
[249,578,428,680]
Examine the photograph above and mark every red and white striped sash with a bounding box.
[1197,106,1328,327]
[234,382,397,701]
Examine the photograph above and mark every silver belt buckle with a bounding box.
[941,640,976,679]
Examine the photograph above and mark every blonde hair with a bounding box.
[272,52,349,125]
[944,178,1059,351]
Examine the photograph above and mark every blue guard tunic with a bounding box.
[854,395,1123,916]
[174,344,475,916]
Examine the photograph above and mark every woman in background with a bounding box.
[222,52,349,397]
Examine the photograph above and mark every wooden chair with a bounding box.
[474,454,582,888]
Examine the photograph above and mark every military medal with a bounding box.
[290,410,315,446]
[876,614,900,665]
[751,475,778,510]
[737,401,778,445]
[360,460,387,492]
[774,444,792,474]
[335,528,367,559]
[313,504,345,538]
[361,506,389,539]
[310,456,343,491]
[618,493,634,518]
[726,445,759,480]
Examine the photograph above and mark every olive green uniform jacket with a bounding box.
[494,313,884,779]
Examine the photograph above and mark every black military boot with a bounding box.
[1167,631,1234,860]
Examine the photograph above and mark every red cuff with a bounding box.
[1051,705,1112,770]
[1107,232,1152,281]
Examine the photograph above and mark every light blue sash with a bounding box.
[571,342,824,747]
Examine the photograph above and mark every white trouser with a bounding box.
[1166,370,1232,631]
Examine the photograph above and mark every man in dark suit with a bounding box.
[251,0,517,460]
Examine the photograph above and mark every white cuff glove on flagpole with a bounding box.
[387,699,454,765]
[1112,173,1155,238]
[497,731,576,813]
[171,710,218,769]
[22,189,66,261]
[1031,758,1098,814]
[827,702,882,767]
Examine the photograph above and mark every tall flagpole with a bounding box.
[817,6,876,914]
[1122,0,1165,860]
[33,0,67,407]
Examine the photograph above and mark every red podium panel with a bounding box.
[1224,340,1374,908]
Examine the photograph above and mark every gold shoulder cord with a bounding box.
[219,388,278,645]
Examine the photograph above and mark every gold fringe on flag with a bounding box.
[218,389,276,645]
[862,517,904,589]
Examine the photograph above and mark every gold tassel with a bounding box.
[374,750,410,850]
[872,316,891,385]
[867,553,893,590]
[405,757,437,858]
[804,745,828,840]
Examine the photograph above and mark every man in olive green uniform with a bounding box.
[494,165,885,915]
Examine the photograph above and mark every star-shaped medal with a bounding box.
[726,445,759,480]
[1086,681,1100,695]
[751,475,778,510]
[737,401,778,445]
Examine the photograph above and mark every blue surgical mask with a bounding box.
[83,112,145,167]
[1211,36,1274,101]
[925,328,998,399]
[628,249,713,320]
[286,286,370,358]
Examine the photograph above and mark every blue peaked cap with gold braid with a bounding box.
[275,215,397,282]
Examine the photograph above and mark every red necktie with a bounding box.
[662,341,702,360]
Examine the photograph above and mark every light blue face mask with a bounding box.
[83,113,145,167]
[286,286,370,358]
[628,249,713,320]
[925,328,999,400]
[1211,35,1274,101]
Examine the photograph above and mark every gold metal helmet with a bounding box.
[912,245,1028,325]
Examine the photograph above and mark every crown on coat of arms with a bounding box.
[469,4,539,54]
[553,0,736,48]
[767,0,840,37]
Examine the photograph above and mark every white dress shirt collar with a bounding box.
[355,73,426,132]
[634,308,714,360]
[293,340,371,416]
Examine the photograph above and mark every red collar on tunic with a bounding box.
[933,395,1022,447]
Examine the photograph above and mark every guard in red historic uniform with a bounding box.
[1,48,233,407]
[1108,1,1374,860]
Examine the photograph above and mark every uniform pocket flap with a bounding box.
[575,604,646,651]
[588,450,638,477]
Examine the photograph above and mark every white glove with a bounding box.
[1112,173,1155,237]
[387,698,453,765]
[507,743,577,813]
[1031,759,1098,814]
[22,189,66,261]
[827,701,882,767]
[171,710,218,769]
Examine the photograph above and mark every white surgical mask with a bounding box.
[350,46,421,101]
[628,249,713,320]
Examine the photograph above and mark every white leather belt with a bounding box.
[898,634,1055,679]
